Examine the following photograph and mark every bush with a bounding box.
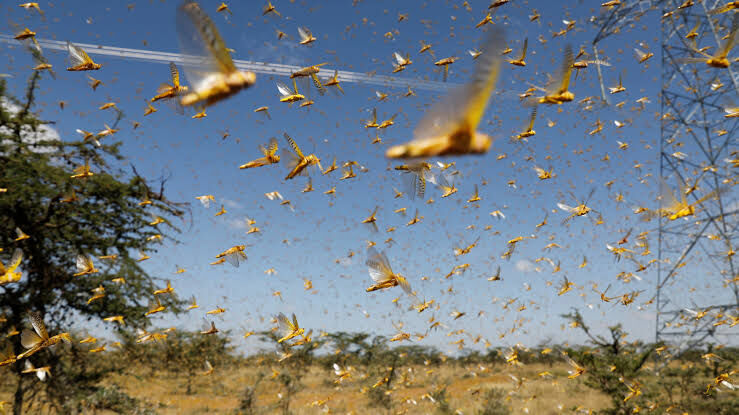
[477,388,511,415]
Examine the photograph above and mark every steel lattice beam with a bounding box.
[656,0,738,349]
[592,0,738,353]
[591,0,659,44]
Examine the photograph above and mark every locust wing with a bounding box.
[413,29,504,141]
[176,1,236,91]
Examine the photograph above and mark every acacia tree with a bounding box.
[561,309,655,415]
[0,73,187,414]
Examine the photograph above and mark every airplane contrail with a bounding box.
[0,35,453,92]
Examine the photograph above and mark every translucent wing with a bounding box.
[402,171,421,200]
[28,311,48,340]
[283,133,304,158]
[557,203,575,213]
[527,106,537,130]
[693,186,727,205]
[551,45,574,94]
[156,83,174,94]
[267,137,279,156]
[225,250,246,267]
[223,253,239,267]
[309,73,326,96]
[200,318,213,332]
[8,248,23,272]
[277,312,292,335]
[169,62,181,87]
[291,313,299,329]
[66,41,88,66]
[279,149,298,174]
[76,255,90,272]
[398,277,413,296]
[519,38,528,60]
[258,144,269,157]
[176,1,236,89]
[718,13,738,57]
[296,77,313,100]
[264,191,283,201]
[21,329,43,349]
[563,353,582,371]
[394,52,405,65]
[658,178,680,211]
[366,246,394,282]
[298,27,311,42]
[276,81,292,97]
[413,29,504,140]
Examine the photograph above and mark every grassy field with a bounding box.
[97,362,608,414]
[2,329,736,415]
[1,361,609,414]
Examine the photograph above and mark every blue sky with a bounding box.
[2,1,735,354]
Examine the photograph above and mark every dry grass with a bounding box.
[96,362,610,414]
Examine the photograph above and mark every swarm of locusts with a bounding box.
[2,0,738,413]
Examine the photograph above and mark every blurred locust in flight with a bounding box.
[530,45,574,104]
[290,63,328,96]
[19,312,71,359]
[681,13,738,68]
[66,41,101,71]
[277,78,305,105]
[240,137,280,169]
[276,312,304,343]
[365,246,414,298]
[394,162,451,200]
[176,1,255,107]
[215,245,247,267]
[151,62,189,109]
[0,248,23,285]
[386,29,505,158]
[645,178,727,221]
[282,133,322,179]
[558,189,597,224]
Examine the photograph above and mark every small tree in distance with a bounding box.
[561,309,655,415]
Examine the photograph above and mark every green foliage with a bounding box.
[561,309,655,415]
[79,386,158,414]
[656,351,739,414]
[366,385,393,413]
[430,384,453,414]
[322,331,442,368]
[255,330,321,415]
[120,329,232,394]
[476,388,511,415]
[0,73,186,414]
[235,372,265,415]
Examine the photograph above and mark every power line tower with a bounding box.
[593,0,738,353]
[590,0,657,100]
[656,1,738,352]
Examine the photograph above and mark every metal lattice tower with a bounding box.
[656,1,738,351]
[593,0,738,352]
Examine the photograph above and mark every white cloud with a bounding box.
[220,197,243,209]
[226,217,249,230]
[0,98,59,154]
[515,259,536,273]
